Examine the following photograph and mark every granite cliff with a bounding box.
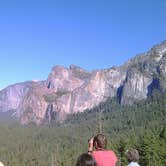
[0,41,166,124]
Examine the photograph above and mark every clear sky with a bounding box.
[0,0,166,89]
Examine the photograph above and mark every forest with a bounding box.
[0,90,165,166]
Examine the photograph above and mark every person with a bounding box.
[125,149,140,166]
[88,134,117,166]
[76,153,97,166]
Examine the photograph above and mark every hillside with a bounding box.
[0,91,165,166]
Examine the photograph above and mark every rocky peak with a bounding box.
[69,64,88,73]
[69,65,91,80]
[46,65,87,92]
[149,40,166,60]
[51,65,69,78]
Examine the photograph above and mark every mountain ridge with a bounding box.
[0,41,166,124]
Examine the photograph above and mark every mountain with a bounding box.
[0,41,166,124]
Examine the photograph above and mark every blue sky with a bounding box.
[0,0,166,89]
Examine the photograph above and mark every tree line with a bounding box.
[0,91,165,165]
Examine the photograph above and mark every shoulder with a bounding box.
[92,150,118,165]
[107,150,118,157]
[93,150,117,158]
[93,150,115,154]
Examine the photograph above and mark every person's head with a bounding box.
[76,153,97,166]
[126,149,139,163]
[93,134,107,150]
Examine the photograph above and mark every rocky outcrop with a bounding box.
[46,65,90,91]
[0,82,33,116]
[18,82,49,124]
[0,41,166,124]
[121,69,152,105]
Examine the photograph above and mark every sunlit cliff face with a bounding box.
[0,41,166,124]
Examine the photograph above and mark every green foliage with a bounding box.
[0,92,165,166]
[139,129,166,166]
[43,92,58,102]
[43,90,68,103]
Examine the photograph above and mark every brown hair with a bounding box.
[126,149,139,162]
[93,134,107,149]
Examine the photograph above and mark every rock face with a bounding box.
[0,41,166,124]
[0,82,33,115]
[121,69,152,105]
